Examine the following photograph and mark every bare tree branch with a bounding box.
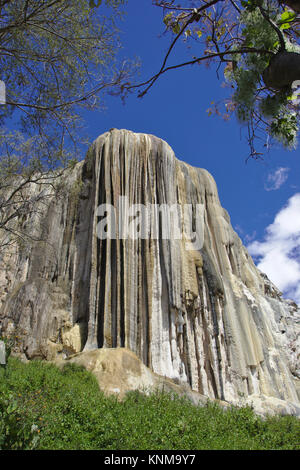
[130,47,274,98]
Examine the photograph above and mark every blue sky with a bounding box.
[84,1,300,303]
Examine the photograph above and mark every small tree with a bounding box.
[0,0,135,249]
[129,0,300,159]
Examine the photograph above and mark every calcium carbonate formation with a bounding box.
[0,129,299,415]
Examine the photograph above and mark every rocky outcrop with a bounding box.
[63,347,222,406]
[0,129,299,415]
[64,347,300,417]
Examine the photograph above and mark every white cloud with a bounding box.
[264,167,289,191]
[247,193,300,305]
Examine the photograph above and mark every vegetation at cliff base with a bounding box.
[0,357,299,450]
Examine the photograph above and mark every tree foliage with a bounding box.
[131,0,300,158]
[0,0,134,249]
[0,0,132,166]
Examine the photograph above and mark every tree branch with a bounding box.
[130,47,274,98]
[142,0,222,97]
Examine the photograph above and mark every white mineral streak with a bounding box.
[0,129,299,415]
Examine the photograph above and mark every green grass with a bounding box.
[0,356,299,450]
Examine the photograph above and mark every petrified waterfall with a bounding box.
[0,129,299,412]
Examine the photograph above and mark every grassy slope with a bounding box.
[0,357,299,450]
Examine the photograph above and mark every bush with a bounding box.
[0,357,299,450]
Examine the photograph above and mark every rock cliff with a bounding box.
[0,129,299,415]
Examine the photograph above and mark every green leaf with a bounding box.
[280,10,296,22]
[280,23,291,30]
[7,402,18,414]
[163,13,173,26]
[172,23,181,35]
[89,0,102,8]
[241,0,257,12]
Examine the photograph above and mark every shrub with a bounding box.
[0,357,299,450]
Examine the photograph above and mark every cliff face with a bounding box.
[0,129,299,414]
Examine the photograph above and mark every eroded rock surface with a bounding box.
[63,347,300,417]
[63,347,217,407]
[0,129,299,415]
